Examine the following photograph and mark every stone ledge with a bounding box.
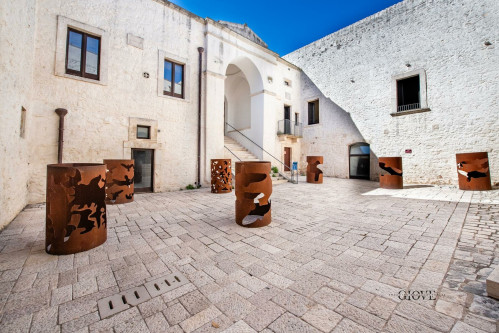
[390,108,431,117]
[486,265,499,299]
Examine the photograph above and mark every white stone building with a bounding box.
[284,0,499,183]
[0,0,498,229]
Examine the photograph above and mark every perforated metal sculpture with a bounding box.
[46,163,107,255]
[211,159,232,193]
[104,159,134,204]
[379,157,403,189]
[235,161,272,227]
[306,156,323,184]
[456,152,491,191]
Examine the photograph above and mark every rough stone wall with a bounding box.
[285,0,499,184]
[0,0,36,228]
[28,0,206,203]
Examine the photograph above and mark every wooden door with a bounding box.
[284,147,291,171]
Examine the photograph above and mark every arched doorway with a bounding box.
[225,64,251,133]
[349,143,370,179]
[223,56,264,158]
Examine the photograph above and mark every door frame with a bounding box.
[132,148,155,193]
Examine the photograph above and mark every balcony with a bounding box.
[277,119,303,141]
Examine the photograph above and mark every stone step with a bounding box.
[224,135,259,162]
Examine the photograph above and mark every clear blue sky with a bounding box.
[170,0,402,55]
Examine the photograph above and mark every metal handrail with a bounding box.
[225,122,294,182]
[397,102,420,112]
[277,119,303,137]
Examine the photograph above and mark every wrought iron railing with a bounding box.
[225,122,296,183]
[277,120,303,137]
[397,102,420,112]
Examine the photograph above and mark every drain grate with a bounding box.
[98,272,188,319]
[98,293,131,319]
[121,285,151,306]
[144,272,188,298]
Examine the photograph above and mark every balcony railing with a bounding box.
[397,102,420,112]
[277,119,303,138]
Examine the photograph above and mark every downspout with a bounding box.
[197,47,204,187]
[55,108,68,164]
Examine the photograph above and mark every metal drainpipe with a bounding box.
[197,47,204,187]
[55,108,68,164]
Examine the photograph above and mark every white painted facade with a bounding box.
[0,0,497,229]
[0,0,302,228]
[284,0,499,184]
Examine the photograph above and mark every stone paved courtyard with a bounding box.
[0,177,498,332]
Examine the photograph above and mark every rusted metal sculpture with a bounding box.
[456,152,492,191]
[46,163,107,255]
[306,156,323,184]
[104,159,135,204]
[211,159,232,193]
[379,157,403,189]
[235,161,272,228]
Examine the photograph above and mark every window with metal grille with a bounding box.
[397,75,420,112]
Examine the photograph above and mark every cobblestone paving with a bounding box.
[444,191,499,325]
[0,177,498,332]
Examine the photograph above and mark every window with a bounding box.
[294,112,299,124]
[397,75,420,112]
[65,28,100,80]
[163,60,184,98]
[137,125,151,139]
[391,69,428,115]
[308,100,319,125]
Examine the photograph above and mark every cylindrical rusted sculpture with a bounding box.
[235,161,272,228]
[456,152,492,191]
[46,163,107,255]
[211,159,232,193]
[379,157,403,189]
[306,156,323,184]
[104,159,135,204]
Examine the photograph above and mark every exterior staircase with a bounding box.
[224,136,259,162]
[224,136,288,185]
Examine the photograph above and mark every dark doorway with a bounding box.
[284,106,291,134]
[349,143,370,180]
[284,147,291,171]
[132,149,154,192]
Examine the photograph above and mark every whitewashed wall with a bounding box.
[28,0,207,203]
[0,0,36,229]
[285,0,499,184]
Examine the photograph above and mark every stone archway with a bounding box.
[223,56,264,158]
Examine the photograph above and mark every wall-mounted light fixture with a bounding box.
[268,76,273,84]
